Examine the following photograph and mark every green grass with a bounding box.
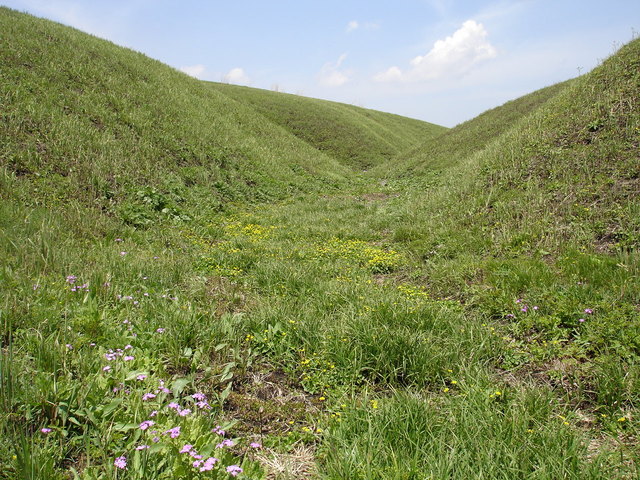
[210,83,446,170]
[373,80,571,181]
[1,7,639,479]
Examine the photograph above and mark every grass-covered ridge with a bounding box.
[1,7,639,480]
[1,7,434,226]
[373,80,571,180]
[210,83,446,170]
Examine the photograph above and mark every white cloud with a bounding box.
[180,64,206,79]
[374,20,497,82]
[373,66,403,83]
[222,67,251,85]
[346,19,379,33]
[318,53,351,87]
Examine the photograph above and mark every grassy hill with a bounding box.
[372,80,571,180]
[209,83,446,170]
[1,7,434,228]
[1,7,639,480]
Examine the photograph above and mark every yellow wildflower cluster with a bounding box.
[397,283,429,299]
[223,221,276,241]
[314,237,402,273]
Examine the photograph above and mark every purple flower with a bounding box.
[136,445,150,450]
[40,427,52,434]
[521,306,528,313]
[164,426,181,438]
[137,374,147,381]
[33,284,40,291]
[167,402,180,410]
[193,460,203,468]
[200,457,219,472]
[66,275,77,284]
[114,456,127,470]
[212,426,226,436]
[142,393,156,401]
[102,366,111,372]
[115,238,123,242]
[196,400,211,410]
[226,465,243,476]
[66,344,73,350]
[156,328,165,333]
[124,344,133,350]
[152,436,160,443]
[216,439,234,449]
[192,392,207,401]
[123,355,134,361]
[584,308,593,314]
[533,306,539,311]
[139,420,155,430]
[250,442,262,448]
[149,410,158,417]
[579,318,586,323]
[180,444,193,454]
[177,408,191,417]
[120,251,127,256]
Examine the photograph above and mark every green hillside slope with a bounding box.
[0,8,391,227]
[210,83,446,170]
[373,80,570,180]
[395,37,639,260]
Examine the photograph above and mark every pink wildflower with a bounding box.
[226,465,243,476]
[216,439,234,449]
[200,457,219,472]
[114,456,127,470]
[139,420,155,430]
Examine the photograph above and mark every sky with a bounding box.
[2,0,638,127]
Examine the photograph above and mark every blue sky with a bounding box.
[3,0,638,126]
